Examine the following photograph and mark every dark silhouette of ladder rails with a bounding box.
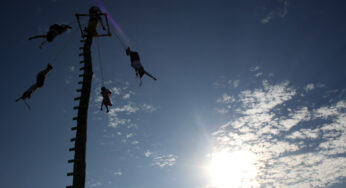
[66,10,111,188]
[66,36,93,188]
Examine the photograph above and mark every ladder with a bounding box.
[66,10,111,188]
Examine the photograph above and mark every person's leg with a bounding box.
[101,102,103,111]
[138,68,145,78]
[106,105,109,113]
[15,97,22,102]
[144,70,157,80]
[21,90,32,100]
[28,35,46,40]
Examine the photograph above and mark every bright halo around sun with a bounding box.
[208,150,259,188]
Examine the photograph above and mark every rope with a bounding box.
[49,28,78,65]
[110,27,128,49]
[96,37,105,86]
[24,100,31,110]
[67,20,78,27]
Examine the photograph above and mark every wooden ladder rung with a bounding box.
[74,97,81,101]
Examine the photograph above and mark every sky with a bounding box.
[1,0,346,187]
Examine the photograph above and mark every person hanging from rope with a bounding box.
[100,86,112,113]
[16,64,53,108]
[126,47,157,85]
[86,6,106,36]
[28,24,72,49]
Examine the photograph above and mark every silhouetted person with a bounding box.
[100,86,112,113]
[86,6,106,36]
[16,64,53,108]
[28,24,72,48]
[125,47,157,85]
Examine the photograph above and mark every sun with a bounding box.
[208,150,258,188]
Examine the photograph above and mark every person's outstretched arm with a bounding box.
[28,35,46,40]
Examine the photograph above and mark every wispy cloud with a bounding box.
[261,0,289,24]
[249,66,261,72]
[69,66,76,72]
[126,133,134,139]
[217,93,235,104]
[113,169,123,176]
[255,72,263,77]
[212,77,346,187]
[145,150,153,157]
[304,83,315,92]
[140,104,157,112]
[144,150,177,168]
[87,182,102,188]
[131,140,140,145]
[233,79,240,88]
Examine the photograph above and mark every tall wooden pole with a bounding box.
[66,9,111,188]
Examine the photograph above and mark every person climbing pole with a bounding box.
[100,86,112,113]
[125,47,157,85]
[15,64,53,107]
[28,24,72,49]
[86,6,106,36]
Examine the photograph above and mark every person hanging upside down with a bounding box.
[100,86,112,113]
[28,24,72,49]
[125,47,157,85]
[16,64,53,108]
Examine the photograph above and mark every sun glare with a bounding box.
[208,150,258,188]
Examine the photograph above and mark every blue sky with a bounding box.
[1,0,346,187]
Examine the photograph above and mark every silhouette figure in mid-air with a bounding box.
[100,86,112,113]
[28,24,72,49]
[16,64,53,108]
[126,47,157,85]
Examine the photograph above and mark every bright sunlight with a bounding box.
[208,150,259,188]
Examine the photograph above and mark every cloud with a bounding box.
[111,87,121,95]
[261,0,289,24]
[69,66,76,72]
[212,77,346,187]
[112,103,139,114]
[104,80,113,85]
[144,150,177,168]
[249,66,261,72]
[122,93,131,99]
[126,133,134,139]
[88,182,102,188]
[106,101,156,128]
[255,72,263,77]
[217,94,235,104]
[113,169,122,176]
[152,154,177,168]
[140,104,157,112]
[233,80,240,88]
[304,83,315,92]
[122,91,135,100]
[131,140,140,145]
[216,108,229,114]
[227,80,240,88]
[145,150,153,157]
